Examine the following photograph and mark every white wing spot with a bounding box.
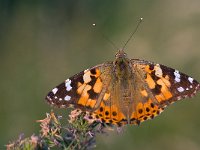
[174,70,181,83]
[84,69,89,73]
[52,88,58,94]
[83,71,92,83]
[186,88,189,91]
[65,79,72,91]
[47,96,52,101]
[64,95,71,101]
[155,64,163,77]
[177,87,184,92]
[54,96,58,99]
[59,98,62,101]
[188,77,193,84]
[177,96,182,100]
[190,85,193,88]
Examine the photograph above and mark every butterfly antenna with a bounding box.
[92,23,119,50]
[122,17,143,51]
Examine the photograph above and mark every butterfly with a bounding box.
[45,49,200,126]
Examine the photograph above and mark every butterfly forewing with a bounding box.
[131,59,200,106]
[46,62,113,110]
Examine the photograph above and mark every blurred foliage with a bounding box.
[1,0,200,149]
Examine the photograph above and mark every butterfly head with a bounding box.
[115,49,128,59]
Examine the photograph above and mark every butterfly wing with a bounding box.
[128,59,200,124]
[45,62,113,111]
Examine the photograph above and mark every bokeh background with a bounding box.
[1,0,200,149]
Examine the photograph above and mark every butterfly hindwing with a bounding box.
[94,77,129,126]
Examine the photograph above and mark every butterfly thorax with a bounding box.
[114,50,131,79]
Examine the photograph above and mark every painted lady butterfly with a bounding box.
[46,49,200,126]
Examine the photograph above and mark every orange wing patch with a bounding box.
[77,84,91,106]
[156,79,172,100]
[130,99,164,124]
[145,74,156,89]
[103,93,110,101]
[77,68,104,108]
[144,64,173,103]
[93,78,103,93]
[140,90,148,97]
[94,102,127,125]
[85,99,97,108]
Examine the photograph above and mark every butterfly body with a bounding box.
[46,49,200,126]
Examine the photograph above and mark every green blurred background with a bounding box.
[1,0,200,149]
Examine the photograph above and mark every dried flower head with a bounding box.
[7,109,109,150]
